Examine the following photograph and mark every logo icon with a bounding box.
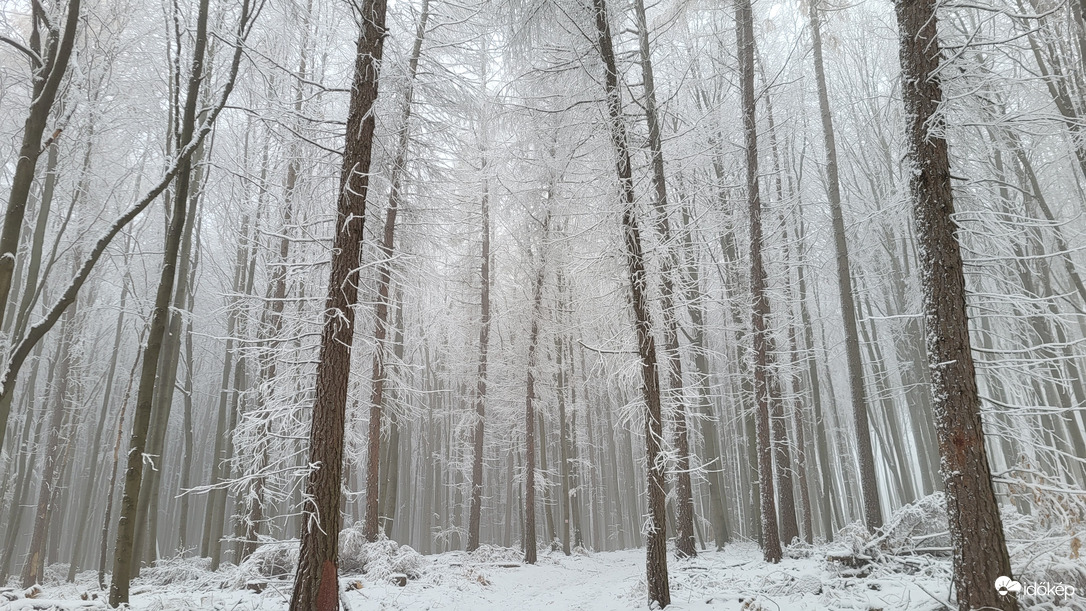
[995,576,1022,596]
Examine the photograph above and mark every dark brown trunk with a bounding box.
[0,0,81,338]
[290,0,387,603]
[893,0,1017,607]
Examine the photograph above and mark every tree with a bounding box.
[893,0,1017,608]
[807,0,882,530]
[110,0,214,602]
[632,0,696,559]
[737,0,782,564]
[591,0,670,602]
[364,0,431,544]
[0,0,82,333]
[522,209,552,565]
[289,0,389,605]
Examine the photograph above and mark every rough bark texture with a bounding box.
[769,370,799,547]
[808,0,882,530]
[893,0,1017,608]
[592,0,670,602]
[737,0,782,564]
[289,0,387,603]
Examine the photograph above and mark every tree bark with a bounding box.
[109,0,212,601]
[679,204,730,548]
[632,0,695,560]
[289,0,388,604]
[591,0,670,602]
[893,0,1017,607]
[523,210,552,565]
[807,0,882,530]
[0,0,81,331]
[737,0,782,564]
[467,123,490,554]
[68,253,130,581]
[20,306,76,587]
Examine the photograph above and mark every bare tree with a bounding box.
[289,0,389,604]
[737,0,782,564]
[591,0,670,602]
[893,0,1017,607]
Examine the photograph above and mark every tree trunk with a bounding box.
[109,0,210,601]
[20,306,76,587]
[364,0,429,543]
[591,0,669,602]
[679,204,730,548]
[467,148,491,553]
[808,0,882,530]
[0,0,81,336]
[523,210,552,565]
[289,0,387,604]
[737,0,782,564]
[632,0,695,560]
[67,255,130,581]
[893,0,1017,607]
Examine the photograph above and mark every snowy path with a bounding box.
[344,550,645,611]
[337,544,953,611]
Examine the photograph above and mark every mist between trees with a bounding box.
[0,0,1084,608]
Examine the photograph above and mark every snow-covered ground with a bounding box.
[4,526,1083,610]
[0,541,972,610]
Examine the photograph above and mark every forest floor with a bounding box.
[2,540,976,610]
[6,497,1086,611]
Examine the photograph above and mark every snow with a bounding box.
[4,531,1082,610]
[0,542,958,610]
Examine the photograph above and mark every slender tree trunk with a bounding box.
[679,205,730,548]
[807,0,882,530]
[136,132,207,568]
[591,0,669,602]
[20,306,76,587]
[467,144,491,553]
[67,258,130,581]
[381,295,406,539]
[98,324,144,589]
[769,366,799,547]
[523,212,551,565]
[631,0,696,560]
[0,0,81,337]
[737,0,782,564]
[364,0,429,543]
[0,343,44,581]
[289,0,387,604]
[108,0,211,600]
[893,0,1017,606]
[556,327,572,555]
